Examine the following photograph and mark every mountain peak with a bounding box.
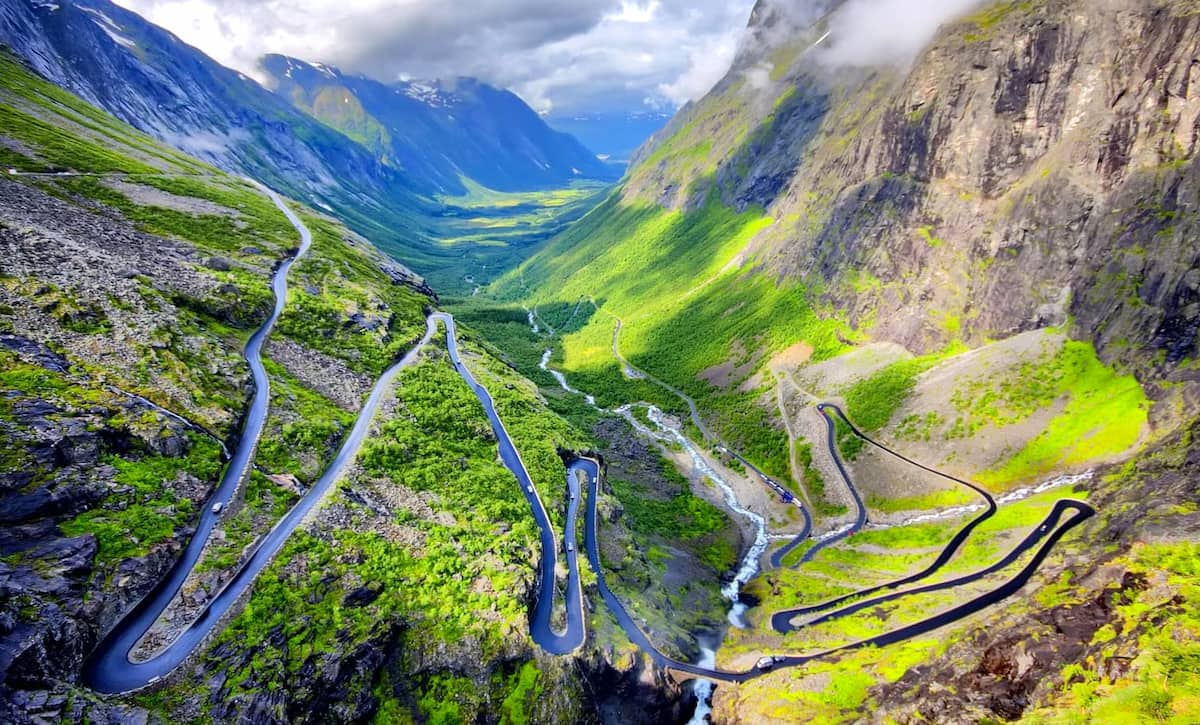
[259,53,617,192]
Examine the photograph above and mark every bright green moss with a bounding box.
[59,435,222,565]
[979,341,1149,487]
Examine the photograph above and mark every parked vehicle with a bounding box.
[211,502,224,515]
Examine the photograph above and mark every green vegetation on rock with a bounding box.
[255,357,355,483]
[979,341,1149,487]
[277,211,428,376]
[61,435,222,566]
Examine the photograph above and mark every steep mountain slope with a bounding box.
[262,54,617,194]
[0,0,614,279]
[487,0,1200,721]
[623,0,1199,373]
[0,0,455,266]
[0,49,741,723]
[500,0,1200,476]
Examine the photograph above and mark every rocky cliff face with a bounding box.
[628,0,1200,388]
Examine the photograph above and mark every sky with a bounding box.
[111,0,758,115]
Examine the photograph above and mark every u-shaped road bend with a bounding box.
[436,313,586,655]
[770,498,1090,634]
[781,404,999,616]
[83,187,439,694]
[768,498,1095,648]
[578,449,1093,682]
[791,404,869,565]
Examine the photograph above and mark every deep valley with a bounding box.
[1,1,1198,724]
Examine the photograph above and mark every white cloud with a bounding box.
[112,0,756,113]
[818,0,986,68]
[656,30,741,107]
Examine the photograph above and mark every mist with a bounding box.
[817,0,986,67]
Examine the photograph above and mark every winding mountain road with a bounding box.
[770,498,1082,634]
[779,405,998,611]
[82,187,434,694]
[573,450,1092,682]
[789,404,869,564]
[79,189,1097,695]
[544,315,1095,683]
[438,313,586,654]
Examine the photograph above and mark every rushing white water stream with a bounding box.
[619,405,769,722]
[533,320,766,722]
[689,647,718,724]
[540,349,596,406]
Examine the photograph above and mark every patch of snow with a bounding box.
[31,1,60,11]
[78,6,137,49]
[401,81,459,109]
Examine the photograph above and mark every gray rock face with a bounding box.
[625,0,1200,383]
[0,177,240,721]
[0,335,68,373]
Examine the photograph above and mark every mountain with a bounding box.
[261,54,618,194]
[0,0,613,275]
[544,110,673,165]
[0,0,457,263]
[491,0,1200,721]
[0,48,713,725]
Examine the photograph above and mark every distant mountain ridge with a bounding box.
[0,0,613,269]
[261,54,617,194]
[0,0,448,262]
